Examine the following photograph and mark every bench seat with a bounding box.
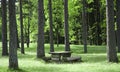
[51,58,60,61]
[63,56,81,62]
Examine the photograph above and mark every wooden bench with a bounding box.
[51,54,61,61]
[63,56,81,62]
[42,56,51,62]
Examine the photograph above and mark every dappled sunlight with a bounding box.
[0,44,120,72]
[70,45,106,54]
[0,57,8,67]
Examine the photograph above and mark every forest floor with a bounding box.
[0,43,120,72]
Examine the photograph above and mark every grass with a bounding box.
[0,43,120,72]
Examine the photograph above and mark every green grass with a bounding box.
[0,43,120,72]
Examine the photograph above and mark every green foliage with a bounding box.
[16,0,38,42]
[87,0,94,4]
[0,0,108,45]
[68,0,82,44]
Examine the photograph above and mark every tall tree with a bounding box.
[8,0,19,69]
[82,0,87,53]
[20,0,25,54]
[26,0,31,48]
[48,0,54,52]
[37,0,45,58]
[52,0,64,47]
[94,0,102,45]
[64,0,70,51]
[26,13,30,48]
[116,0,120,52]
[16,30,20,48]
[22,0,32,48]
[106,0,118,62]
[1,0,8,56]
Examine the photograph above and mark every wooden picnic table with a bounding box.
[49,51,72,61]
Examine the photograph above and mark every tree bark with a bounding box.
[37,0,45,58]
[48,0,54,52]
[1,0,8,56]
[94,0,102,45]
[20,0,25,54]
[106,0,118,62]
[16,29,20,48]
[116,0,120,52]
[27,14,30,48]
[8,0,19,69]
[56,23,59,47]
[64,0,70,51]
[82,0,87,53]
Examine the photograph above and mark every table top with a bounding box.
[49,51,72,54]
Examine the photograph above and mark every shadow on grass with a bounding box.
[19,66,64,72]
[18,53,35,59]
[80,54,107,63]
[7,68,27,72]
[71,45,106,54]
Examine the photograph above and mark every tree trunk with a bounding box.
[20,0,25,54]
[64,0,70,51]
[8,0,19,69]
[27,14,30,48]
[56,25,59,47]
[1,0,8,56]
[106,0,118,62]
[82,0,87,53]
[37,0,45,58]
[94,0,102,45]
[116,0,120,52]
[48,0,54,52]
[16,29,20,48]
